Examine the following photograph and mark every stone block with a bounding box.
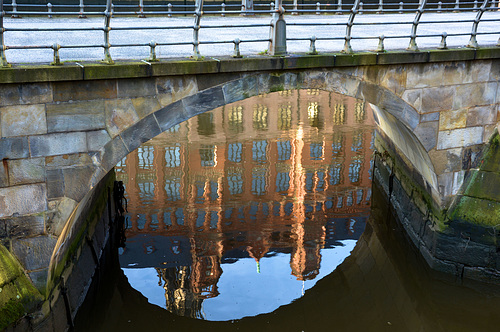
[0,184,47,218]
[104,99,140,138]
[421,86,454,113]
[87,130,111,152]
[0,163,7,188]
[222,76,259,104]
[63,166,97,202]
[11,235,57,271]
[406,63,445,89]
[437,171,465,198]
[46,100,105,133]
[46,169,64,199]
[28,269,49,297]
[429,148,462,174]
[117,78,156,99]
[1,104,47,137]
[463,170,500,202]
[101,136,129,171]
[45,153,94,169]
[419,244,461,276]
[220,56,282,72]
[439,109,467,131]
[463,266,500,284]
[121,114,161,152]
[0,137,29,160]
[131,96,161,119]
[437,127,484,150]
[401,105,420,130]
[30,132,88,157]
[325,72,360,97]
[414,121,438,152]
[466,105,497,127]
[298,71,328,91]
[434,234,492,268]
[7,158,45,186]
[453,82,496,109]
[196,72,241,91]
[463,60,492,84]
[377,66,407,96]
[420,112,439,122]
[154,100,187,132]
[401,89,422,113]
[449,195,500,227]
[46,197,77,236]
[5,214,44,238]
[66,243,96,313]
[0,82,52,107]
[82,62,150,81]
[182,86,225,118]
[53,79,117,102]
[150,59,219,76]
[284,55,335,70]
[156,75,198,107]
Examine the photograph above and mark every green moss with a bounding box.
[449,196,500,227]
[0,299,25,330]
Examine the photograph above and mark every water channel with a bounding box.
[74,90,500,331]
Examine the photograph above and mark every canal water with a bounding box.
[74,90,500,331]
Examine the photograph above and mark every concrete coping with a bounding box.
[0,47,499,84]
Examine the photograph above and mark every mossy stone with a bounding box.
[449,195,500,227]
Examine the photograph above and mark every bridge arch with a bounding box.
[48,70,437,294]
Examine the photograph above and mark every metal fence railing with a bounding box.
[0,0,499,66]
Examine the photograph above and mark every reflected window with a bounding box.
[277,140,291,161]
[252,140,268,163]
[307,89,320,95]
[355,102,366,123]
[197,112,215,136]
[332,133,344,155]
[250,203,258,220]
[253,104,268,130]
[276,172,290,193]
[305,172,314,193]
[210,211,218,229]
[165,177,181,201]
[278,104,292,130]
[351,130,364,153]
[138,182,155,201]
[279,90,293,97]
[175,208,184,225]
[165,144,181,168]
[333,104,346,125]
[166,124,180,133]
[200,145,216,167]
[228,106,244,134]
[228,169,243,195]
[329,161,343,185]
[349,157,362,184]
[356,189,364,205]
[307,102,321,128]
[251,168,267,196]
[196,210,206,228]
[196,181,205,203]
[228,143,242,163]
[310,142,323,161]
[284,202,293,216]
[210,181,219,201]
[316,171,325,192]
[138,146,154,170]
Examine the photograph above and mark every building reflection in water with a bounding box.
[116,89,376,320]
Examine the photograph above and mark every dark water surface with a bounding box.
[75,90,500,332]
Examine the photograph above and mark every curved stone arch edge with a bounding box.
[46,70,433,294]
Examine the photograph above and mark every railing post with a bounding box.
[268,0,286,55]
[437,1,442,12]
[473,0,478,10]
[399,1,403,13]
[359,1,363,14]
[11,0,19,18]
[407,0,427,51]
[467,0,489,48]
[51,43,61,65]
[47,3,53,18]
[490,0,496,9]
[269,2,273,16]
[343,0,360,53]
[103,0,114,64]
[292,0,298,15]
[454,0,459,12]
[148,41,158,61]
[233,38,242,58]
[79,0,87,18]
[337,0,342,13]
[221,3,225,16]
[438,32,447,49]
[138,0,146,17]
[167,3,172,17]
[308,35,318,55]
[241,0,254,16]
[377,0,383,13]
[192,0,204,60]
[316,2,320,14]
[376,35,385,52]
[0,0,10,67]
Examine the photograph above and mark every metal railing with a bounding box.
[0,0,499,66]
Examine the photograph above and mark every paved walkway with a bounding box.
[3,11,500,63]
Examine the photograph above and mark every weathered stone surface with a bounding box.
[421,86,454,113]
[131,96,161,119]
[434,234,492,268]
[28,269,49,295]
[87,130,111,152]
[47,197,77,236]
[325,72,360,97]
[104,99,140,138]
[117,78,156,99]
[463,266,500,284]
[182,86,225,117]
[46,169,64,199]
[7,158,45,186]
[0,184,47,218]
[406,63,445,89]
[66,243,96,314]
[0,83,52,107]
[11,236,57,271]
[53,80,117,102]
[1,104,47,137]
[421,112,439,122]
[0,137,29,160]
[6,214,45,238]
[449,195,500,227]
[429,148,462,174]
[30,132,88,157]
[155,100,187,132]
[439,109,467,131]
[63,166,97,202]
[437,127,484,150]
[46,100,105,133]
[466,105,497,127]
[45,153,94,169]
[121,114,162,152]
[463,60,492,84]
[401,89,422,113]
[0,162,7,188]
[463,170,500,202]
[222,76,259,104]
[453,82,497,109]
[437,171,465,198]
[376,66,407,96]
[156,76,198,108]
[196,73,240,91]
[414,121,438,151]
[297,71,327,91]
[101,136,129,171]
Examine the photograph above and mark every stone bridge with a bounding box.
[1,48,500,328]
